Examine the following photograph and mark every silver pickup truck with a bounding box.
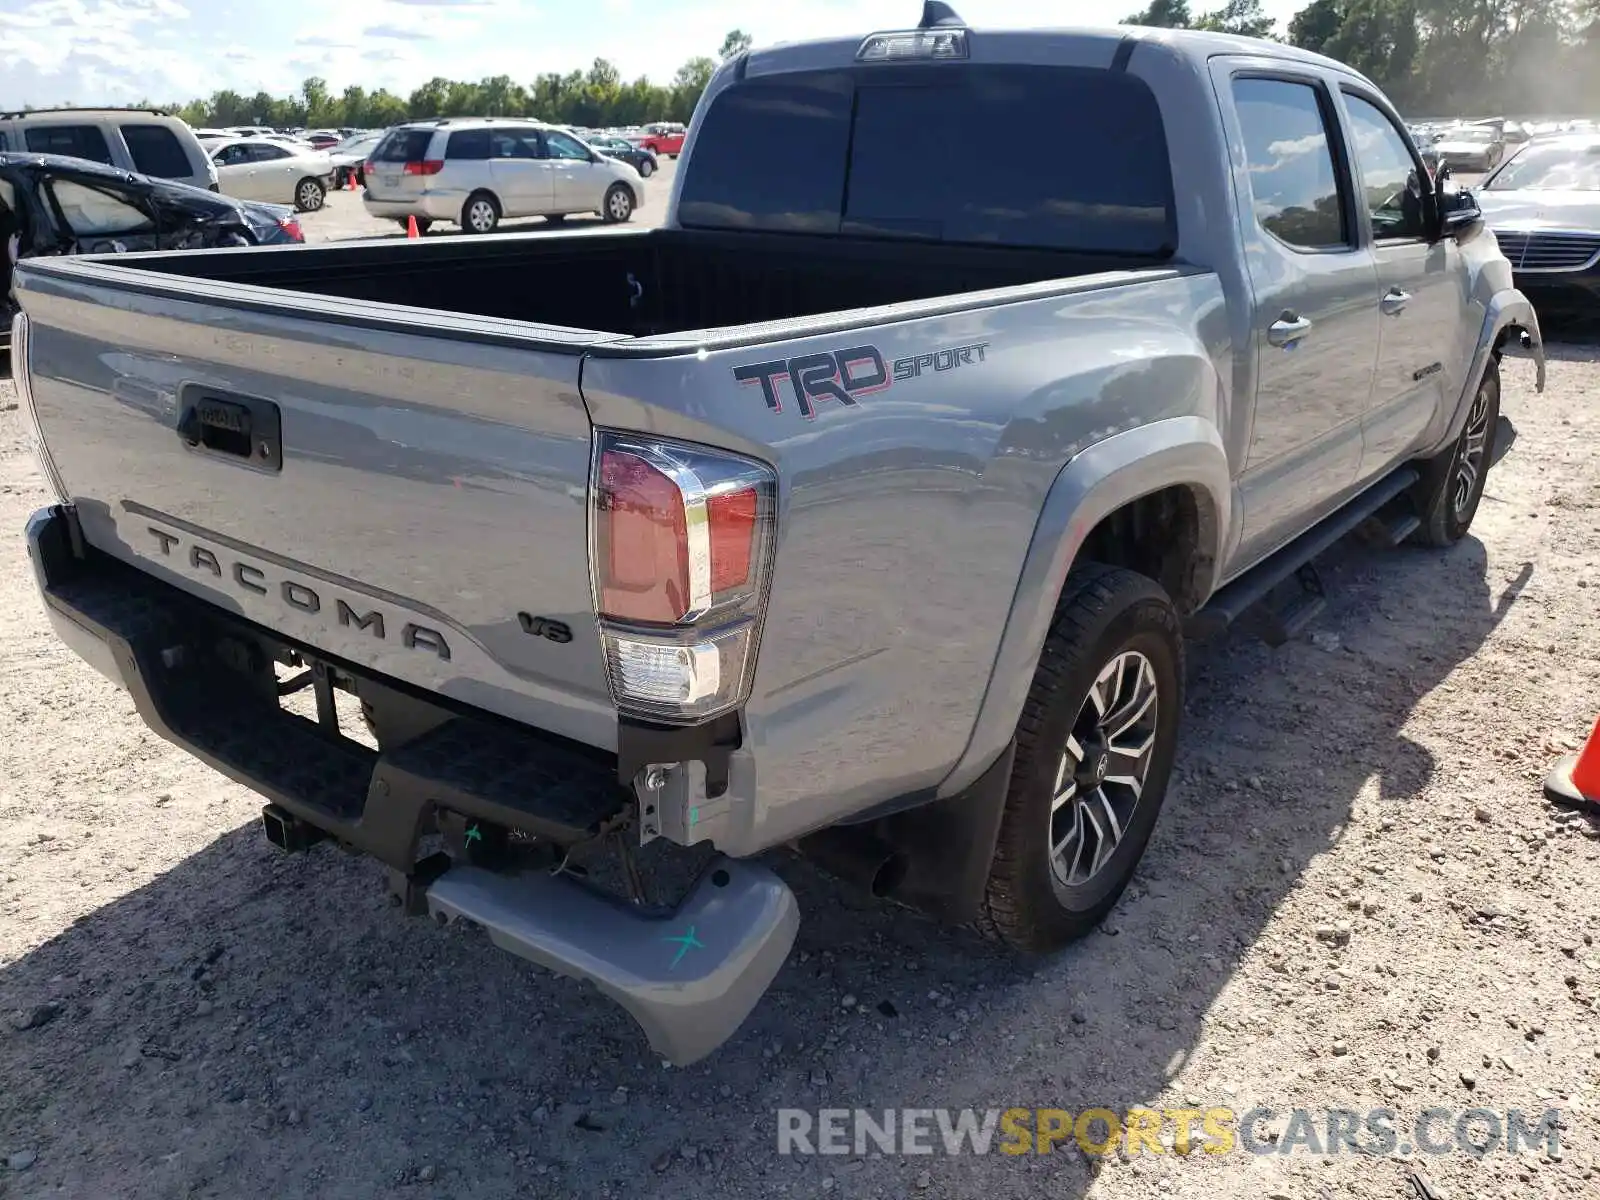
[11,8,1545,1064]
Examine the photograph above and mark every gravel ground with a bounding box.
[2,296,1599,1196]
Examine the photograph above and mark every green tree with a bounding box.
[1288,0,1345,50]
[1196,0,1276,36]
[719,29,754,59]
[1123,0,1193,26]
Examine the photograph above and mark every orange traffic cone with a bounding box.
[346,171,357,191]
[1545,715,1600,815]
[406,215,420,239]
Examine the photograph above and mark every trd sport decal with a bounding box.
[733,340,990,418]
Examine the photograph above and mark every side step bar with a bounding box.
[1188,466,1419,640]
[424,857,799,1065]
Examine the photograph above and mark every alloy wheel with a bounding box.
[1048,650,1159,887]
[1453,380,1492,517]
[607,188,632,221]
[468,200,496,233]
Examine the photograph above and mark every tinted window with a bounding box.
[447,129,490,160]
[491,132,539,159]
[49,179,153,236]
[213,144,251,166]
[24,124,114,165]
[1231,78,1349,250]
[1342,94,1426,239]
[374,129,435,163]
[679,66,1175,254]
[544,131,590,161]
[249,144,291,162]
[121,124,192,178]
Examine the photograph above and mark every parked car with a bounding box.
[303,130,342,150]
[362,118,643,233]
[0,108,217,192]
[631,121,686,158]
[330,131,384,189]
[1432,125,1506,173]
[209,138,333,211]
[1,151,300,346]
[584,134,659,178]
[12,13,1542,1065]
[1478,134,1600,317]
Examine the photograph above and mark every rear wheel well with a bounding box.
[1077,486,1214,615]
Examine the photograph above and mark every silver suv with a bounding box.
[362,118,644,234]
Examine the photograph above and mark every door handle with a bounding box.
[1380,288,1411,315]
[1267,313,1313,348]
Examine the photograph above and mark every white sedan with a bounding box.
[209,138,333,212]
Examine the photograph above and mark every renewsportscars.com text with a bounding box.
[776,1106,1562,1158]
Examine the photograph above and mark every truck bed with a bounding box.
[123,227,1171,339]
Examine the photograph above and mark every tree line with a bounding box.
[1125,0,1600,115]
[165,30,755,131]
[130,6,1600,132]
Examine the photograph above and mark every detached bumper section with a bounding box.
[26,505,798,1064]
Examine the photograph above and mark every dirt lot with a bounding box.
[2,303,1599,1197]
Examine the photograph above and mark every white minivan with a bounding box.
[362,118,643,234]
[0,108,217,192]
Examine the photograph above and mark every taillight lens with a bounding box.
[277,217,304,242]
[403,159,445,176]
[590,433,776,723]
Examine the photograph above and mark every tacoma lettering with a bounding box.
[145,525,449,660]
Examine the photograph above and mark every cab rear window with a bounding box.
[678,64,1177,255]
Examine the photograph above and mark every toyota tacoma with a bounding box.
[10,6,1544,1063]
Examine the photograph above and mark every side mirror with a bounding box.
[1440,186,1481,235]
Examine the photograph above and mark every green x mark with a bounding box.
[664,925,705,969]
[464,823,483,845]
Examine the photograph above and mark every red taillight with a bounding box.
[403,159,444,176]
[707,487,757,594]
[277,217,304,242]
[597,448,690,624]
[590,434,776,723]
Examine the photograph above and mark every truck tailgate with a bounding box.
[17,264,617,752]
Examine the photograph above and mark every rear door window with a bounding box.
[120,124,192,178]
[47,179,154,236]
[1231,78,1351,250]
[24,124,114,165]
[492,132,540,159]
[678,65,1176,254]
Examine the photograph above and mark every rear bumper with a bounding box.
[362,193,464,223]
[26,504,798,1063]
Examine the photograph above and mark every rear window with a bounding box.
[446,129,490,160]
[374,128,436,163]
[121,124,193,178]
[679,65,1176,255]
[24,124,114,165]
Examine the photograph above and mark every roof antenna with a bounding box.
[919,1,965,27]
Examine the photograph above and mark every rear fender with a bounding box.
[938,416,1232,796]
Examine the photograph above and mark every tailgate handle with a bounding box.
[176,388,283,473]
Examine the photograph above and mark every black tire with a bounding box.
[461,192,500,234]
[602,182,634,224]
[977,563,1185,952]
[294,178,326,213]
[639,158,655,178]
[1410,359,1500,548]
[545,213,567,224]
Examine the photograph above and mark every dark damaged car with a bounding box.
[2,152,302,346]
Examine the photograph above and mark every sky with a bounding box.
[0,0,1308,110]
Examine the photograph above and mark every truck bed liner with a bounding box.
[116,227,1170,339]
